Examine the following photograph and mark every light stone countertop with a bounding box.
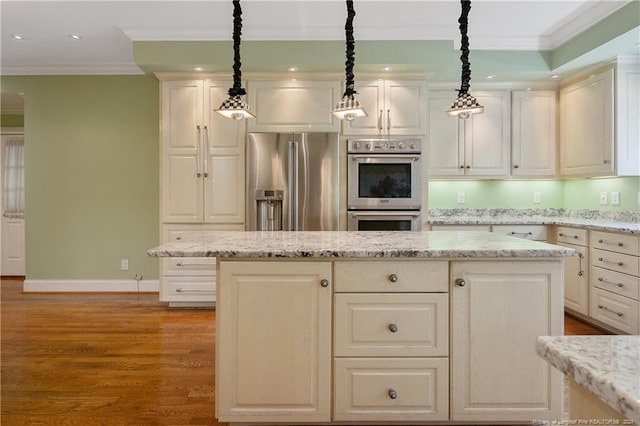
[536,335,640,422]
[147,230,575,258]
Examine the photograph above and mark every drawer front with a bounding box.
[430,225,491,232]
[590,231,639,256]
[335,294,448,357]
[334,261,448,293]
[591,248,639,276]
[334,357,448,421]
[556,227,588,246]
[161,276,215,302]
[591,266,640,300]
[492,225,548,241]
[162,257,216,276]
[590,287,639,334]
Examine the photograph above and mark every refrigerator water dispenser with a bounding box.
[255,190,283,231]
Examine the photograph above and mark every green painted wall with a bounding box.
[0,75,159,281]
[1,114,24,127]
[563,176,640,211]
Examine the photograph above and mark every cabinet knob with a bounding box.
[388,323,398,333]
[388,389,398,399]
[465,165,471,169]
[455,278,466,287]
[388,274,398,283]
[603,159,609,164]
[513,165,519,169]
[459,165,465,169]
[320,279,329,288]
[176,237,182,240]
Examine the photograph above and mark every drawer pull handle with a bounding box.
[176,237,182,240]
[320,279,329,288]
[175,288,211,293]
[599,239,623,247]
[597,304,623,317]
[509,231,533,236]
[388,389,398,399]
[455,278,466,287]
[598,257,623,267]
[598,277,624,288]
[558,233,579,239]
[388,274,398,283]
[388,323,398,333]
[577,252,584,276]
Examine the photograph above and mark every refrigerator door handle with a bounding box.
[291,138,299,231]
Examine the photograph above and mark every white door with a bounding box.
[385,80,426,135]
[1,132,25,276]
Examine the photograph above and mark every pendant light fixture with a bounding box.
[447,0,484,119]
[215,0,255,120]
[332,0,367,121]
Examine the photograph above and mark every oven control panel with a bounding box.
[347,138,422,153]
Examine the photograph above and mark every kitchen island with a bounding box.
[148,231,574,424]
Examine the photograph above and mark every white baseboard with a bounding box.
[23,279,160,293]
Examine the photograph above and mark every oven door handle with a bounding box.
[350,212,421,218]
[350,155,420,161]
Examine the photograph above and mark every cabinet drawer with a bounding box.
[162,257,216,276]
[590,231,639,256]
[591,248,639,276]
[334,261,448,293]
[334,293,448,357]
[334,357,448,421]
[590,287,639,334]
[430,225,491,232]
[591,266,639,300]
[556,227,588,246]
[161,276,215,302]
[492,225,548,241]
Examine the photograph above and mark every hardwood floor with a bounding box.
[2,277,609,425]
[564,312,610,335]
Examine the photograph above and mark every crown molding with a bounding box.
[1,64,144,76]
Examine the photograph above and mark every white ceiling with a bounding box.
[1,0,635,77]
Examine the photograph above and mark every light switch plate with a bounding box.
[611,191,620,205]
[599,192,608,205]
[457,192,465,204]
[533,192,541,204]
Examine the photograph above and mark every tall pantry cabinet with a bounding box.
[160,80,245,306]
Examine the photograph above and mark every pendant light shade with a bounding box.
[215,0,255,120]
[332,0,367,121]
[447,0,483,119]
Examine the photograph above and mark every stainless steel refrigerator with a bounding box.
[246,132,340,231]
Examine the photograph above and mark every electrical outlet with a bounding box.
[121,259,129,271]
[533,192,541,204]
[599,192,608,205]
[134,273,143,281]
[457,192,466,204]
[611,191,620,205]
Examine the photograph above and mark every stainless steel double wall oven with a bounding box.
[347,138,422,231]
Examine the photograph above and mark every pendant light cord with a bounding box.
[229,0,246,97]
[343,0,357,98]
[457,0,472,95]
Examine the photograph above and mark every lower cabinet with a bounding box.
[557,227,590,315]
[216,260,332,423]
[451,260,564,422]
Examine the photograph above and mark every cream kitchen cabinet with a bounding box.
[342,79,427,136]
[427,89,510,178]
[560,58,640,177]
[492,224,548,241]
[161,80,245,224]
[511,90,556,177]
[557,227,589,316]
[451,260,563,422]
[216,260,332,423]
[247,80,340,133]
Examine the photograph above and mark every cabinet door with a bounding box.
[464,91,510,177]
[560,243,589,315]
[427,90,465,176]
[342,80,385,135]
[560,68,614,177]
[451,261,563,422]
[511,90,556,177]
[247,80,340,133]
[203,82,245,224]
[161,80,204,223]
[385,80,426,135]
[216,261,332,423]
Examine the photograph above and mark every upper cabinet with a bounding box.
[559,58,640,177]
[511,90,556,178]
[161,80,245,224]
[247,80,341,133]
[427,89,510,178]
[342,79,427,136]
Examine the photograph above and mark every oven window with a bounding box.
[358,163,411,198]
[358,220,412,231]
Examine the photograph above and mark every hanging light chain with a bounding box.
[343,0,357,98]
[229,0,246,97]
[457,0,472,95]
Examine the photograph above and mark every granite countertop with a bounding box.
[536,335,640,422]
[428,208,640,234]
[147,230,575,258]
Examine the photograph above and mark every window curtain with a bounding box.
[3,137,25,217]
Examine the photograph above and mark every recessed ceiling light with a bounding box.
[69,34,82,40]
[484,74,495,79]
[193,66,204,71]
[550,75,560,80]
[11,34,24,40]
[288,67,297,72]
[383,66,391,71]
